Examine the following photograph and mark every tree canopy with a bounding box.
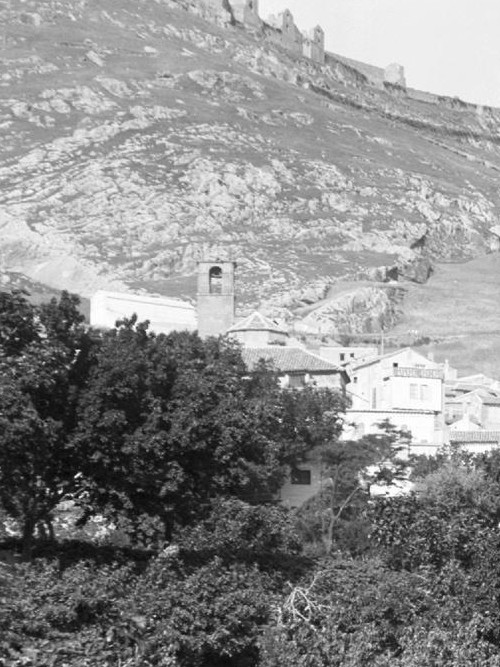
[73,317,347,541]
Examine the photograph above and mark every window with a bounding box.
[393,362,399,368]
[420,384,429,401]
[291,469,311,485]
[340,353,345,362]
[353,376,358,384]
[371,388,377,409]
[410,383,418,400]
[350,353,355,358]
[209,266,222,294]
[288,374,306,388]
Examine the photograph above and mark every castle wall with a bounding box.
[230,0,261,28]
[264,10,303,56]
[384,63,406,88]
[194,0,478,101]
[302,26,325,64]
[197,0,234,26]
[327,52,386,86]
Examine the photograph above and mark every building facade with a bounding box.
[90,290,196,334]
[345,348,445,453]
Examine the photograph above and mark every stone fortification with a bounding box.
[384,63,406,87]
[302,25,325,64]
[266,9,304,57]
[329,53,406,89]
[231,0,261,28]
[265,10,324,63]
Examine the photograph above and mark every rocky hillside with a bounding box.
[1,0,499,370]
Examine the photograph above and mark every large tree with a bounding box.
[0,290,90,557]
[73,319,347,541]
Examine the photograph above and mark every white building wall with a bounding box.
[350,349,443,413]
[390,376,442,412]
[90,290,196,334]
[345,409,443,449]
[484,405,500,430]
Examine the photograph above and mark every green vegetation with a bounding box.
[3,291,500,665]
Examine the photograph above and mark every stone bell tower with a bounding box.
[197,260,236,338]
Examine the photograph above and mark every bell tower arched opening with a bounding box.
[209,266,223,294]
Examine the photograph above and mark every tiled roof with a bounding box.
[482,393,500,405]
[227,311,287,334]
[483,397,500,406]
[241,346,342,374]
[351,347,437,371]
[450,431,500,443]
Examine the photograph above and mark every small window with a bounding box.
[393,362,399,368]
[350,353,355,359]
[420,384,429,401]
[340,353,345,362]
[410,384,418,400]
[353,376,358,384]
[291,469,311,485]
[288,374,306,388]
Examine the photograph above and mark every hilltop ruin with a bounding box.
[197,0,404,86]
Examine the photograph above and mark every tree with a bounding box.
[0,290,90,558]
[371,455,500,571]
[73,321,348,543]
[296,421,411,555]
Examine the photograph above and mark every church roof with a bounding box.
[227,311,288,335]
[241,346,343,374]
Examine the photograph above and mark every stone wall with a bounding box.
[230,0,261,28]
[266,10,303,56]
[384,62,406,88]
[302,25,325,64]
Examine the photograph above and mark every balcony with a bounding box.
[392,366,443,380]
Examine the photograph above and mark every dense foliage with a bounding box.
[3,291,500,665]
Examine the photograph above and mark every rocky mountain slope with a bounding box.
[1,0,499,372]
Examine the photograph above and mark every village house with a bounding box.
[344,348,445,456]
[318,344,378,367]
[444,373,500,452]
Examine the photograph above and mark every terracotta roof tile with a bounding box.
[241,346,342,374]
[450,431,500,443]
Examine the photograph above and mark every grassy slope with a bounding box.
[390,254,500,377]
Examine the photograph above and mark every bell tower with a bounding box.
[197,260,236,338]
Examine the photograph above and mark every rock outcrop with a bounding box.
[0,0,499,344]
